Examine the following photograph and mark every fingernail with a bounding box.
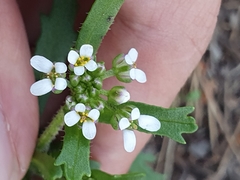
[0,107,19,179]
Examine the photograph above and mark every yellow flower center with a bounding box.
[75,56,90,66]
[133,63,137,68]
[80,112,88,123]
[46,67,59,84]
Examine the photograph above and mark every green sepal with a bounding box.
[81,73,92,84]
[74,84,86,94]
[30,151,63,180]
[69,74,81,87]
[88,87,100,97]
[82,169,145,180]
[112,53,125,68]
[115,70,132,83]
[75,91,89,103]
[92,77,103,90]
[110,114,120,130]
[55,125,91,180]
[99,102,198,144]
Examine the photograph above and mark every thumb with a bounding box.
[0,0,38,179]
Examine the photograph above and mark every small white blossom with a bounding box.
[64,103,100,140]
[125,48,147,83]
[119,108,161,152]
[30,55,67,96]
[118,107,140,152]
[68,44,97,76]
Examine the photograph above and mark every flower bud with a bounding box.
[88,87,99,97]
[74,85,86,94]
[75,92,89,103]
[69,74,81,87]
[65,96,76,110]
[112,54,126,69]
[92,77,103,89]
[108,86,130,105]
[80,73,92,84]
[89,99,105,112]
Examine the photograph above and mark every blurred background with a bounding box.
[143,1,240,179]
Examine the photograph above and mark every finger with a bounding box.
[91,0,221,174]
[0,0,38,179]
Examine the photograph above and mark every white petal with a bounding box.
[131,108,140,120]
[88,109,100,121]
[75,103,86,112]
[80,44,93,57]
[55,62,67,73]
[54,78,67,90]
[85,60,97,71]
[30,79,52,96]
[64,111,80,127]
[119,118,131,130]
[135,69,147,83]
[30,55,53,73]
[123,130,136,152]
[129,68,136,80]
[138,115,161,132]
[74,66,85,75]
[67,50,79,64]
[82,121,96,140]
[125,48,138,65]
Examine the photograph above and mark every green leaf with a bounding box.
[34,0,78,114]
[130,152,165,180]
[75,0,124,54]
[55,125,91,180]
[31,151,63,180]
[83,169,145,180]
[99,102,198,144]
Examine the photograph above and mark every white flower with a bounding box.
[138,115,161,132]
[68,44,97,76]
[118,108,161,152]
[30,55,67,96]
[125,48,147,83]
[64,103,100,140]
[118,107,140,152]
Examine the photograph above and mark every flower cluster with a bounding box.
[30,44,161,152]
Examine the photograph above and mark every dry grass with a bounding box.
[151,1,240,179]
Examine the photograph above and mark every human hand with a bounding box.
[0,0,220,179]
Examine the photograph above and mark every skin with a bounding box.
[0,0,220,179]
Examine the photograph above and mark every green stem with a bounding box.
[101,69,115,79]
[37,106,65,152]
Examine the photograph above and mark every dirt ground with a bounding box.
[150,1,240,180]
